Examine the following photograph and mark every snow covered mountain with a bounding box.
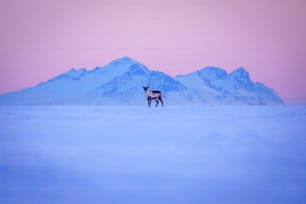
[175,67,283,105]
[0,57,283,105]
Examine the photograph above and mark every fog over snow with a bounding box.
[1,105,306,204]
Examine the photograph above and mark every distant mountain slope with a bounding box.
[0,57,283,105]
[175,67,283,105]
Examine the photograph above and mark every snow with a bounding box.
[1,105,306,204]
[285,98,306,105]
[0,57,283,105]
[175,66,283,105]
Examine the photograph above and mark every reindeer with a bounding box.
[142,86,164,107]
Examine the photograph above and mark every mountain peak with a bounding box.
[52,67,87,81]
[109,56,149,74]
[198,66,227,80]
[230,67,250,79]
[67,67,87,74]
[111,56,137,65]
[102,56,142,71]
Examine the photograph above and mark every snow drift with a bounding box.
[1,105,305,204]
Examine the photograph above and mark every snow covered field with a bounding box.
[1,105,306,204]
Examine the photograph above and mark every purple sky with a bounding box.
[1,0,305,99]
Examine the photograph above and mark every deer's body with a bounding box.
[143,86,164,107]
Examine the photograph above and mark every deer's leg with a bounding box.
[155,99,158,107]
[159,96,164,107]
[147,97,151,107]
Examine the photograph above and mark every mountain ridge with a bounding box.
[0,57,283,105]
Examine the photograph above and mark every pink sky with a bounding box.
[0,0,305,99]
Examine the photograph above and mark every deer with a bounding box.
[142,86,164,107]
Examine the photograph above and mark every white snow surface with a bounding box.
[1,105,306,204]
